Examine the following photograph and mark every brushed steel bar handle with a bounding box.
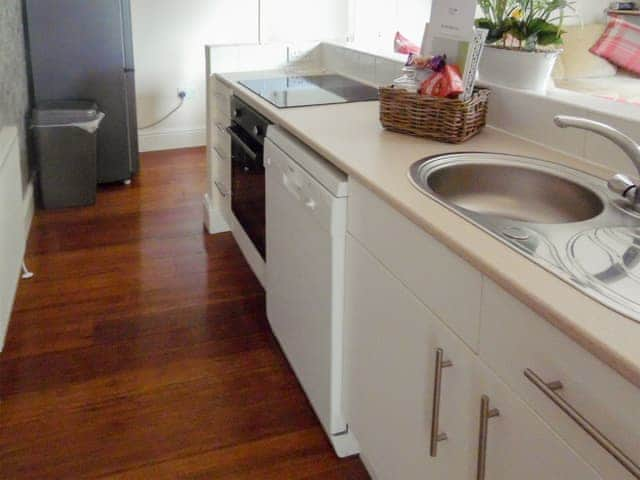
[525,368,640,479]
[430,348,453,457]
[477,395,500,480]
[212,145,227,160]
[225,126,257,161]
[214,181,228,198]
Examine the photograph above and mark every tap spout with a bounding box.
[554,115,640,176]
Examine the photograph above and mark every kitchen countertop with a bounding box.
[216,70,640,389]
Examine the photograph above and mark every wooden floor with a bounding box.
[0,148,369,479]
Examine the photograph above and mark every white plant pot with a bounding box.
[478,46,560,93]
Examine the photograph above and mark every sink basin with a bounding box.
[409,152,640,324]
[411,153,604,224]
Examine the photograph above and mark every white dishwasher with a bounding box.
[265,126,357,457]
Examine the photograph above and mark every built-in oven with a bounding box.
[227,96,271,260]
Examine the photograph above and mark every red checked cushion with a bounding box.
[590,16,640,75]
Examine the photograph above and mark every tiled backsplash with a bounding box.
[321,42,640,177]
[208,40,640,177]
[486,82,640,176]
[320,42,404,86]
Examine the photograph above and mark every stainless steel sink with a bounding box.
[425,161,604,224]
[412,153,606,224]
[409,153,640,323]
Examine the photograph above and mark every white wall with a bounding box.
[352,0,432,52]
[351,0,611,52]
[570,0,610,25]
[131,0,349,152]
[131,0,258,151]
[132,0,611,152]
[261,0,348,43]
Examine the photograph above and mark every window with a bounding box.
[550,12,640,113]
[260,0,350,43]
[350,0,432,53]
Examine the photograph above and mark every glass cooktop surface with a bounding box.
[239,74,379,108]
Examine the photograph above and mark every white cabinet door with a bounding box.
[345,234,483,479]
[344,234,438,479]
[0,128,24,349]
[347,179,483,350]
[345,234,602,480]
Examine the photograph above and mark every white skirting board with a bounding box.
[202,193,230,234]
[0,126,32,351]
[138,127,206,152]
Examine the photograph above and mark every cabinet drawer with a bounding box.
[347,179,483,350]
[212,78,232,118]
[473,360,601,480]
[211,146,230,206]
[480,278,640,480]
[213,109,230,130]
[212,123,231,161]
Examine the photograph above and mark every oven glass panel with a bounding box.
[230,125,266,260]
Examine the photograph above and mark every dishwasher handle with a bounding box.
[274,162,317,211]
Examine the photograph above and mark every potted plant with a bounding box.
[476,0,574,92]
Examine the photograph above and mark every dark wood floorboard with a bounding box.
[0,147,370,479]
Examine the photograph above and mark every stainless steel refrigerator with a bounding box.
[24,0,139,184]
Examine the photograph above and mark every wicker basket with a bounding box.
[379,87,490,144]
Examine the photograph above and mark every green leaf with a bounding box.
[527,18,562,44]
[475,18,508,43]
[476,0,571,49]
[538,28,564,45]
[475,18,495,30]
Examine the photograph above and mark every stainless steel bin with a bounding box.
[32,101,105,209]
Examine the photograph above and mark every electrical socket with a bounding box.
[177,87,196,99]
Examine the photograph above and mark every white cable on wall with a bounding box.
[138,92,186,130]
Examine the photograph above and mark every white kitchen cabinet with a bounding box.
[210,145,230,218]
[212,78,232,119]
[347,179,483,350]
[345,234,602,480]
[345,233,446,478]
[205,76,233,231]
[480,278,640,480]
[0,128,25,350]
[211,78,232,196]
[212,120,231,158]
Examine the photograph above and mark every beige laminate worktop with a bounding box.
[217,71,640,389]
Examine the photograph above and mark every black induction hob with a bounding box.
[239,74,379,108]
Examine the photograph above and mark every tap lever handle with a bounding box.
[608,174,638,200]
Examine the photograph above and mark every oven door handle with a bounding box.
[226,126,257,161]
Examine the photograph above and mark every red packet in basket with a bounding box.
[419,65,464,98]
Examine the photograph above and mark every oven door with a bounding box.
[228,124,266,260]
